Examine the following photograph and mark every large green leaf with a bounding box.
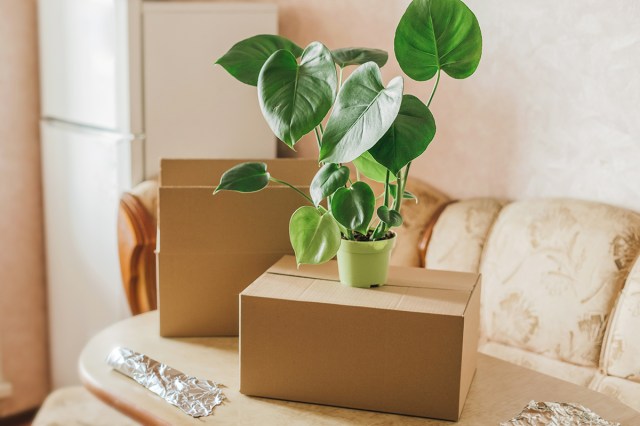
[331,47,388,68]
[369,95,436,175]
[310,163,350,207]
[330,182,375,234]
[258,42,337,148]
[395,0,482,81]
[213,162,269,194]
[319,62,403,164]
[289,206,342,265]
[377,206,403,227]
[215,35,303,86]
[353,152,396,183]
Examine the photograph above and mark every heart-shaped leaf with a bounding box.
[289,206,342,265]
[369,95,436,175]
[331,47,389,68]
[310,164,350,207]
[258,42,337,148]
[319,62,403,164]
[330,181,375,234]
[390,184,419,203]
[377,206,404,227]
[395,0,482,81]
[215,35,303,86]
[213,162,270,194]
[353,152,397,183]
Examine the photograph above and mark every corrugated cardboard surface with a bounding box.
[158,159,319,337]
[240,256,481,421]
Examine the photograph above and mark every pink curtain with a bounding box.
[0,0,50,417]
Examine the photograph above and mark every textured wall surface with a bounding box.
[0,0,50,417]
[233,0,640,213]
[422,0,640,212]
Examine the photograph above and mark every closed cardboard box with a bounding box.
[158,159,319,337]
[240,256,481,421]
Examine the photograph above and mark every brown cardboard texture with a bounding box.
[158,159,319,337]
[240,256,481,421]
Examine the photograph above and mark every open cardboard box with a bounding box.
[240,256,481,421]
[157,159,319,337]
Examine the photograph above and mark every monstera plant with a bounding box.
[214,0,482,287]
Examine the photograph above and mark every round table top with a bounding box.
[79,311,640,425]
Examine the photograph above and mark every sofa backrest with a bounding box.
[422,196,640,411]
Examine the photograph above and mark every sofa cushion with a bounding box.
[590,373,640,412]
[601,255,640,382]
[480,341,596,387]
[425,198,508,273]
[480,199,640,367]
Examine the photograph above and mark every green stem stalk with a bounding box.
[372,170,392,240]
[392,170,404,211]
[314,126,322,149]
[384,170,391,208]
[427,69,441,108]
[269,177,314,205]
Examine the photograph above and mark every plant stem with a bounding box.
[314,126,322,149]
[319,123,324,135]
[269,177,314,205]
[395,163,412,213]
[383,170,390,208]
[427,68,441,108]
[338,67,344,91]
[372,169,392,240]
[392,170,404,211]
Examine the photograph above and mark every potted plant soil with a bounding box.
[213,0,482,287]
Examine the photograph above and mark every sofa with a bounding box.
[395,179,640,412]
[34,178,640,424]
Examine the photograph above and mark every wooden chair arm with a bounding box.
[117,192,157,315]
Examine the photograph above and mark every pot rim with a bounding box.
[340,231,397,244]
[338,232,397,254]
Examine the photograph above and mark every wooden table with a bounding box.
[79,312,640,425]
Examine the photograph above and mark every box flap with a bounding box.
[160,158,318,187]
[243,256,481,317]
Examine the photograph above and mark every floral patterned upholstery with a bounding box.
[425,199,508,273]
[480,341,596,387]
[589,373,640,412]
[480,199,640,368]
[601,257,640,382]
[421,194,640,411]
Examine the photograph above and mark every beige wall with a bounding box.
[231,0,640,213]
[0,0,49,417]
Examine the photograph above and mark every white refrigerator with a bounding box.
[38,0,277,387]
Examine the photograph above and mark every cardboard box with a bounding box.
[158,159,319,337]
[240,256,481,421]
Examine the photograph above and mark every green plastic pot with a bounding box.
[336,233,397,288]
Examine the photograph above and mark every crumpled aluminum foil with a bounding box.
[501,401,620,426]
[106,347,225,418]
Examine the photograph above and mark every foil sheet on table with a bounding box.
[501,401,620,426]
[106,347,225,418]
